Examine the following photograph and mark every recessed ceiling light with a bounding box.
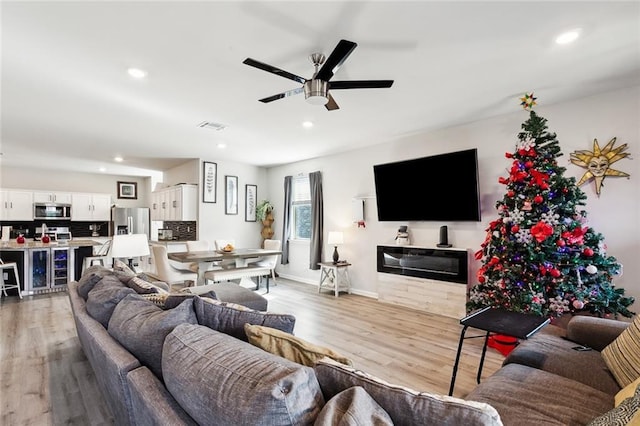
[217,143,227,149]
[302,121,313,128]
[555,29,581,45]
[127,68,147,79]
[114,156,123,162]
[99,167,107,172]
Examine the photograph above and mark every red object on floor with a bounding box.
[487,334,519,356]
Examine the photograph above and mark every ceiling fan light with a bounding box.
[304,80,329,105]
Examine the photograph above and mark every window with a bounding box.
[291,175,311,240]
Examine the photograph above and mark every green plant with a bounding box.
[256,200,274,221]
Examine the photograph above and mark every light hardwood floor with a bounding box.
[0,279,503,425]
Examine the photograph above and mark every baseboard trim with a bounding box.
[276,273,378,299]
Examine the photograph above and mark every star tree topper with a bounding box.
[520,92,537,110]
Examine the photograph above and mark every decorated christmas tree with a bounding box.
[468,94,635,319]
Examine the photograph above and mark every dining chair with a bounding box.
[150,244,197,291]
[186,240,221,275]
[247,239,281,289]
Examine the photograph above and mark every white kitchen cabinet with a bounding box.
[150,184,197,221]
[33,191,72,204]
[72,193,111,221]
[0,189,34,220]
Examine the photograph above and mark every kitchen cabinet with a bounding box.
[151,184,197,221]
[72,193,112,221]
[33,191,72,204]
[0,189,34,220]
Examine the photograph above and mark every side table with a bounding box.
[448,306,550,396]
[318,261,351,297]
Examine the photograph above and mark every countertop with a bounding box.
[0,239,101,249]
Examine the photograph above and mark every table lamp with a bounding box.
[110,234,150,271]
[327,231,344,264]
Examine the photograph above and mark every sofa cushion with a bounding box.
[587,381,640,426]
[314,386,393,426]
[126,275,170,295]
[602,315,640,388]
[467,363,613,426]
[193,295,295,341]
[108,295,197,380]
[504,325,621,395]
[315,357,502,426]
[112,258,138,283]
[86,281,138,328]
[162,323,324,425]
[245,324,353,367]
[77,266,116,300]
[186,282,267,311]
[616,377,640,406]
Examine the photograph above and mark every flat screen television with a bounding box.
[373,148,481,222]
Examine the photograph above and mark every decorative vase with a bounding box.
[42,235,50,243]
[261,211,275,243]
[16,234,25,244]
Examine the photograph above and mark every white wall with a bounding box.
[266,87,640,310]
[0,168,152,208]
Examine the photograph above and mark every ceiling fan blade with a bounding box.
[315,39,357,82]
[325,94,339,111]
[243,58,307,85]
[258,87,304,103]
[330,80,394,89]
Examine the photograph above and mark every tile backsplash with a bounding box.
[161,221,196,241]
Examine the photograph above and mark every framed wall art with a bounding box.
[117,181,138,199]
[225,175,238,215]
[245,184,257,222]
[202,161,217,203]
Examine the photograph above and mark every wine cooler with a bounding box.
[28,247,73,293]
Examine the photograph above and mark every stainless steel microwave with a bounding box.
[33,203,72,220]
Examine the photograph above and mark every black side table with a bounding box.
[448,306,550,396]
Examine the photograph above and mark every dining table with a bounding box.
[168,247,282,286]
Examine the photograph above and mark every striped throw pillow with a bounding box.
[602,315,640,388]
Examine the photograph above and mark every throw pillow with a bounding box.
[162,324,324,425]
[86,284,138,328]
[588,381,640,426]
[616,377,640,407]
[108,295,197,380]
[602,315,640,388]
[244,324,353,367]
[113,259,137,283]
[314,386,393,426]
[193,296,295,341]
[314,357,503,426]
[77,273,103,300]
[126,275,169,295]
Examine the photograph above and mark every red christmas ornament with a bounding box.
[534,195,544,204]
[524,161,534,168]
[562,187,569,193]
[583,248,594,257]
[511,224,520,233]
[478,275,486,283]
[507,190,515,197]
[556,239,566,247]
[549,269,561,278]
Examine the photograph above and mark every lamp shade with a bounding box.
[327,231,344,246]
[110,234,150,259]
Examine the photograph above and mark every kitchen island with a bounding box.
[0,239,101,296]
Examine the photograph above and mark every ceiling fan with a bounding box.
[243,39,394,111]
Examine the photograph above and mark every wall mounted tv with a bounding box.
[373,148,481,222]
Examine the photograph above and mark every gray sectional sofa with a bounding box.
[68,265,636,425]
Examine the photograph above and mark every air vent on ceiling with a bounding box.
[198,121,227,131]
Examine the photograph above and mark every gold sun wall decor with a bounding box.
[569,137,631,196]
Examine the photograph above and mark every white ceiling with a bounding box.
[2,1,639,178]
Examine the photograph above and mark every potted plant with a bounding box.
[256,200,274,222]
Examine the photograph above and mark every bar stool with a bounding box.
[0,259,22,299]
[82,239,112,273]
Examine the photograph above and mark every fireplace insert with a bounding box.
[377,245,468,284]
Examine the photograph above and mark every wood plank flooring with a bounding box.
[0,279,503,425]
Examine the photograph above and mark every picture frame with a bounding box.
[245,184,257,222]
[117,181,137,199]
[202,161,217,203]
[225,175,238,215]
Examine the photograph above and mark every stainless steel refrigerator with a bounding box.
[110,207,150,239]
